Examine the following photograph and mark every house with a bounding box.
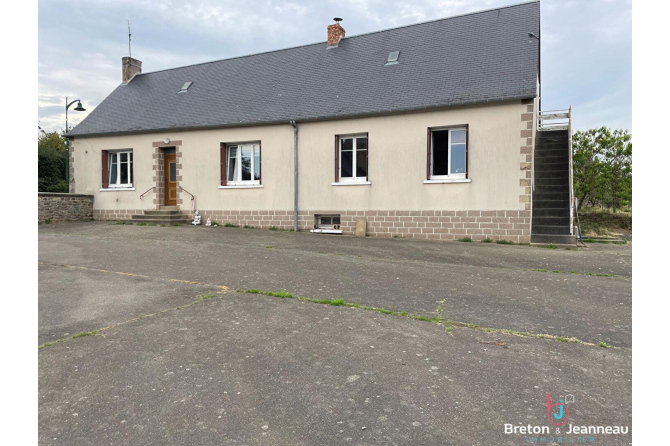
[65,1,576,244]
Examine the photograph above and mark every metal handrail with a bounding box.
[178,186,196,211]
[567,105,574,236]
[139,186,155,200]
[538,109,571,131]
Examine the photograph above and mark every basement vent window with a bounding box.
[385,51,400,66]
[311,214,342,234]
[178,81,193,93]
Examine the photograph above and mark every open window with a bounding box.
[101,149,133,189]
[220,142,261,186]
[311,214,342,234]
[427,126,468,181]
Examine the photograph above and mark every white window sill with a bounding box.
[332,181,371,186]
[423,179,471,184]
[310,229,343,234]
[218,185,264,189]
[99,187,135,191]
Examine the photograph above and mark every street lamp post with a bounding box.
[64,97,86,192]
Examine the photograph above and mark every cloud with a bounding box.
[38,0,632,133]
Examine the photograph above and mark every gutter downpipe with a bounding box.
[290,120,299,232]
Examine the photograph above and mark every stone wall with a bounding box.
[183,209,531,243]
[38,193,94,223]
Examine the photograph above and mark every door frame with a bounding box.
[151,140,182,209]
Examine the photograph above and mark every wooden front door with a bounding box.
[164,153,177,206]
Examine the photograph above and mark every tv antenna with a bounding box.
[128,20,132,60]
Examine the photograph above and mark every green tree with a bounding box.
[38,128,68,192]
[572,127,632,212]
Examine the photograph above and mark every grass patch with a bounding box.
[234,289,607,348]
[244,225,256,229]
[599,341,611,348]
[481,238,493,243]
[538,244,557,249]
[136,222,147,226]
[224,223,239,228]
[496,239,514,245]
[72,330,99,339]
[265,245,274,249]
[530,268,623,278]
[44,219,52,224]
[458,237,473,242]
[268,226,279,231]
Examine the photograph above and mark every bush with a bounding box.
[38,131,68,192]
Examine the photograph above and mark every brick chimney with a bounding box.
[327,18,345,46]
[122,57,142,83]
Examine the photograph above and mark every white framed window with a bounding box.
[336,134,368,183]
[224,143,261,186]
[428,127,468,180]
[107,150,133,187]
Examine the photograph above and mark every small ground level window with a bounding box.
[428,127,467,179]
[102,150,133,188]
[315,214,341,230]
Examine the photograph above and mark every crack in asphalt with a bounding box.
[38,262,624,351]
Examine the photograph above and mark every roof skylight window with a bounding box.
[178,81,193,93]
[385,51,400,66]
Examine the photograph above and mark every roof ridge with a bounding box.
[138,0,539,77]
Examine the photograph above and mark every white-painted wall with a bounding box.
[72,100,528,212]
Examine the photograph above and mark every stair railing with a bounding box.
[567,105,574,236]
[178,186,196,211]
[139,186,155,200]
[537,109,570,131]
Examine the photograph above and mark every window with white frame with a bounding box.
[107,150,133,187]
[337,134,368,182]
[429,127,467,179]
[224,143,260,185]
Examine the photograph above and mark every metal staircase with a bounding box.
[531,107,577,245]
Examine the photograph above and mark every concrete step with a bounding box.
[132,214,190,221]
[534,162,569,172]
[531,224,571,235]
[536,170,569,179]
[140,210,181,216]
[533,216,570,227]
[534,154,569,163]
[532,207,570,218]
[534,177,570,187]
[533,184,569,194]
[534,193,569,203]
[130,219,191,225]
[530,233,577,245]
[533,199,570,209]
[158,206,179,211]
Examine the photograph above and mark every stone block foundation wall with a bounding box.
[91,208,531,243]
[38,193,94,223]
[184,209,532,243]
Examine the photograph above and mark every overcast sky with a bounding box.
[37,0,632,134]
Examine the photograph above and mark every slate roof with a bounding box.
[68,1,540,137]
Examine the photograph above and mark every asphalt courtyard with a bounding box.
[38,222,632,445]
